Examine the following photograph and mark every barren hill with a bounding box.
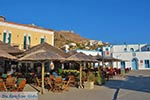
[54,30,89,48]
[54,30,107,50]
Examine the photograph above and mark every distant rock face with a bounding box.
[54,30,89,47]
[54,30,107,50]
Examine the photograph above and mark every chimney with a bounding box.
[0,16,6,21]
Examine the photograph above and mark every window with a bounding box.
[124,48,127,52]
[130,48,134,52]
[8,33,11,44]
[147,48,150,51]
[105,48,109,51]
[40,38,45,44]
[145,60,150,68]
[121,61,126,69]
[3,32,11,44]
[24,34,31,49]
[3,32,6,43]
[40,36,47,44]
[97,48,102,51]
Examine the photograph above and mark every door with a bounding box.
[121,61,126,69]
[132,58,138,70]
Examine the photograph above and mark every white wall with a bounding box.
[76,49,102,56]
[112,44,146,53]
[112,46,150,70]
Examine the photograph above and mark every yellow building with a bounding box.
[0,16,54,50]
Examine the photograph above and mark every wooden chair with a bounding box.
[35,77,41,86]
[33,75,41,87]
[53,77,63,92]
[44,77,53,91]
[5,76,16,90]
[68,75,75,87]
[62,77,71,91]
[10,79,26,92]
[50,75,55,81]
[0,80,7,91]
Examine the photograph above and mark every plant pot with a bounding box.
[84,81,94,89]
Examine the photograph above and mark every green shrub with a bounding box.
[57,68,63,76]
[87,72,95,82]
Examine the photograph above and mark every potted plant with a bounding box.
[84,71,95,89]
[95,70,105,85]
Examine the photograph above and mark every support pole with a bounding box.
[79,64,83,88]
[41,62,45,94]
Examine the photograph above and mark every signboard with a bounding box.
[103,51,111,57]
[0,92,38,100]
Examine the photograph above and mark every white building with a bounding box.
[75,43,150,70]
[111,44,150,70]
[76,49,102,56]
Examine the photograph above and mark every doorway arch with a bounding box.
[132,58,138,70]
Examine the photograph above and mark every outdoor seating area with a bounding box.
[0,65,131,93]
[0,73,26,92]
[0,42,130,94]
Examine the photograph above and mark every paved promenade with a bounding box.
[24,70,150,100]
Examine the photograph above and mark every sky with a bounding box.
[0,0,150,45]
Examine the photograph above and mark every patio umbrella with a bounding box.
[0,41,23,54]
[103,56,122,62]
[66,52,98,88]
[90,54,122,62]
[19,49,64,61]
[0,49,17,60]
[18,42,68,58]
[19,43,66,94]
[66,52,98,62]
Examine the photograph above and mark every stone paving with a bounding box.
[24,70,150,100]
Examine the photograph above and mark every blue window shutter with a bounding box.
[40,38,44,44]
[148,60,150,68]
[28,36,31,48]
[24,36,26,49]
[145,60,149,68]
[8,33,11,44]
[3,32,6,43]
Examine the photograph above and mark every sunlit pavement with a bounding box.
[107,70,150,100]
[37,70,150,100]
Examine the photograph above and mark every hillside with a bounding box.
[54,31,89,47]
[54,30,107,50]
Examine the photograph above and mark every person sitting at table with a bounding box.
[50,68,58,78]
[0,72,3,82]
[6,74,16,89]
[52,71,58,78]
[16,74,25,86]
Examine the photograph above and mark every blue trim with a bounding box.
[132,58,138,70]
[24,36,26,49]
[8,33,11,44]
[3,32,6,43]
[144,60,150,68]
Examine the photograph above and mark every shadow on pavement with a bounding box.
[112,88,120,100]
[103,75,150,93]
